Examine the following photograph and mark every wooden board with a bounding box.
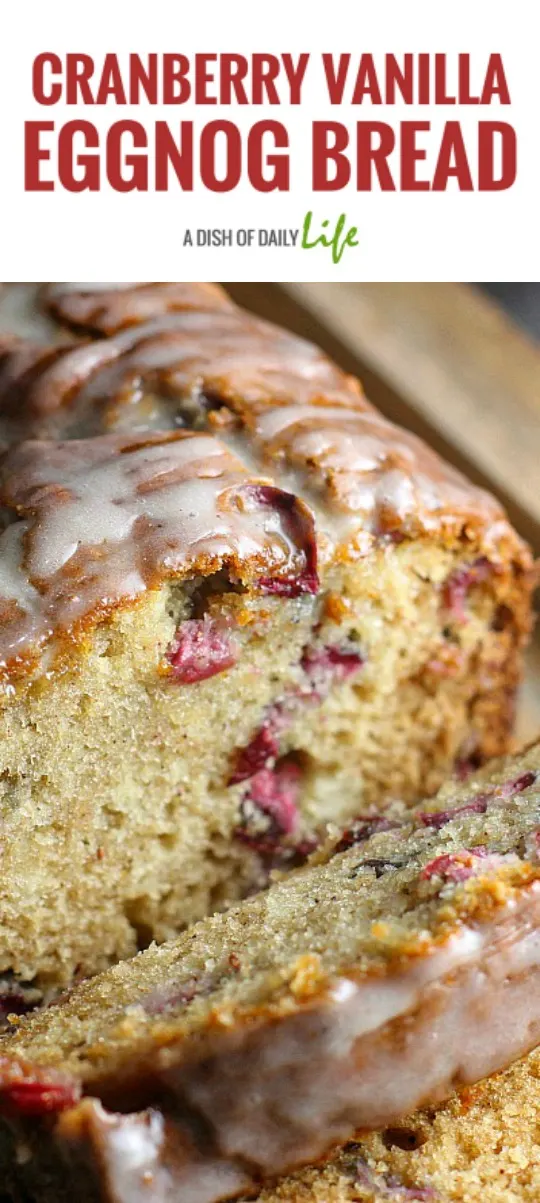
[518,639,540,746]
[225,281,540,742]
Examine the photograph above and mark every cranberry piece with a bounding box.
[235,760,302,859]
[229,703,289,785]
[421,771,536,830]
[166,618,237,684]
[442,556,492,623]
[419,798,489,830]
[285,835,319,863]
[229,639,364,786]
[234,823,280,859]
[421,847,489,882]
[248,763,301,836]
[505,770,537,795]
[454,754,482,782]
[0,981,39,1021]
[258,571,319,597]
[301,643,364,686]
[230,720,280,784]
[334,816,401,855]
[0,1059,79,1117]
[244,485,319,598]
[2,1081,78,1116]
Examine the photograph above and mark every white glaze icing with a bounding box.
[256,405,364,443]
[164,893,540,1175]
[254,404,476,526]
[44,895,540,1203]
[0,288,505,546]
[0,285,60,342]
[40,282,233,339]
[60,1100,251,1203]
[0,524,40,622]
[0,434,314,676]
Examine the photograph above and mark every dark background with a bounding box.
[477,284,540,340]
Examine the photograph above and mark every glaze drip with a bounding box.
[0,432,317,679]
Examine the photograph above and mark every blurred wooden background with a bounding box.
[226,282,540,745]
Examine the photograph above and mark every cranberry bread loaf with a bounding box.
[0,282,533,999]
[250,1048,540,1203]
[1,744,540,1203]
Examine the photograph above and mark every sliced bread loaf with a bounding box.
[1,744,540,1201]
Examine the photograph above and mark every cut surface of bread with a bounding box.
[0,282,533,997]
[1,743,540,1202]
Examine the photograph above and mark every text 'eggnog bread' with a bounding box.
[0,282,533,1001]
[1,743,540,1202]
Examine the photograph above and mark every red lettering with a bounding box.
[478,122,516,190]
[106,121,147,190]
[435,54,455,104]
[386,55,414,104]
[129,55,158,104]
[96,54,127,104]
[481,54,511,104]
[32,54,61,105]
[281,53,309,104]
[163,55,191,104]
[312,122,350,190]
[252,55,281,104]
[220,55,249,104]
[195,54,218,103]
[401,122,430,190]
[66,55,95,105]
[418,53,430,104]
[200,120,240,191]
[352,55,383,104]
[357,122,396,190]
[58,120,99,191]
[432,121,473,190]
[24,122,54,190]
[322,53,350,105]
[459,54,480,104]
[248,121,289,191]
[155,122,193,190]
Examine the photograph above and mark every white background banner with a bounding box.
[0,0,538,281]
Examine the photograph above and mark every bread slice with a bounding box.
[249,1047,540,1203]
[0,283,533,997]
[1,744,540,1202]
